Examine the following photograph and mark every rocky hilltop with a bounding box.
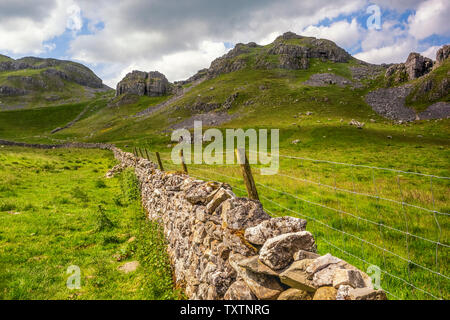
[179,32,353,84]
[116,70,171,97]
[0,55,110,109]
[0,56,104,89]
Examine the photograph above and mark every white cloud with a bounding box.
[421,45,440,60]
[354,38,417,64]
[302,18,363,50]
[0,0,82,55]
[408,0,450,40]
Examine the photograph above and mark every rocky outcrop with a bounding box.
[108,147,387,301]
[385,52,433,85]
[436,45,450,66]
[116,70,171,97]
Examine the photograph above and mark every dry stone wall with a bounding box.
[0,139,387,301]
[111,148,387,301]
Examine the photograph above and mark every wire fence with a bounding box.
[137,147,449,300]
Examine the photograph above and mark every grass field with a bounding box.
[0,147,180,300]
[151,146,449,300]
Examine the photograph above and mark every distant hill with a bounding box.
[0,55,112,110]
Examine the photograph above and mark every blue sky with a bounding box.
[0,0,449,87]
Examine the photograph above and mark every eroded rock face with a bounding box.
[116,70,170,97]
[259,231,316,270]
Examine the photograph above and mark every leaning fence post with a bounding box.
[144,148,150,161]
[236,148,259,201]
[180,149,188,174]
[133,147,138,157]
[155,152,164,171]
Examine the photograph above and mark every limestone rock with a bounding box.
[336,285,352,300]
[116,70,170,97]
[312,264,341,288]
[313,286,337,300]
[221,198,271,230]
[405,53,433,79]
[244,216,307,245]
[279,259,317,293]
[436,45,450,65]
[259,231,316,270]
[333,269,366,289]
[238,256,279,277]
[305,253,341,275]
[294,250,320,261]
[348,287,388,300]
[385,52,433,85]
[206,188,235,214]
[277,288,312,300]
[229,253,283,300]
[224,280,256,300]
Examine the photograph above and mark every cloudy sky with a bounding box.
[0,0,449,87]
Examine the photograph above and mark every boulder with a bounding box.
[259,231,316,270]
[224,280,256,300]
[277,288,312,300]
[279,259,317,292]
[221,198,271,230]
[244,216,307,245]
[313,286,337,300]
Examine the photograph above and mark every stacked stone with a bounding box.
[110,148,388,301]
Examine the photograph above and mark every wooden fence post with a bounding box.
[144,148,151,161]
[236,148,259,201]
[155,152,164,171]
[180,149,188,174]
[133,147,138,157]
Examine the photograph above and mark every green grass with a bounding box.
[0,147,181,300]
